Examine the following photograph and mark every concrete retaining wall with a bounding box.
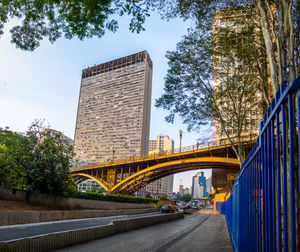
[0,187,151,210]
[0,208,160,226]
[0,213,184,252]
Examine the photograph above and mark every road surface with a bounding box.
[0,212,160,242]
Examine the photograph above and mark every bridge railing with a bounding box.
[223,76,300,252]
[71,134,256,171]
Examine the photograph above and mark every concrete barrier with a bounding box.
[0,208,160,226]
[0,213,184,252]
[0,187,152,210]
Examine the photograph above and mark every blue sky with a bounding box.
[0,12,211,191]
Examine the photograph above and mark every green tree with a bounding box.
[151,0,300,95]
[182,193,192,202]
[0,0,150,51]
[0,128,27,188]
[2,1,298,92]
[156,9,266,165]
[0,120,76,195]
[89,187,106,193]
[154,2,299,164]
[159,194,168,201]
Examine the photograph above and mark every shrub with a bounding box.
[69,191,158,204]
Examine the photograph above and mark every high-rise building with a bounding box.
[211,7,267,192]
[191,172,207,199]
[145,135,174,198]
[74,51,153,163]
[212,7,266,143]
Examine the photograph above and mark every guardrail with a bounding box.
[71,134,257,171]
[223,76,300,251]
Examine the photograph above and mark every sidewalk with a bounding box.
[57,207,233,252]
[164,208,233,252]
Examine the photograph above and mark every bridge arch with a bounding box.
[72,173,109,191]
[111,157,239,194]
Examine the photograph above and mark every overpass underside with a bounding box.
[71,143,253,194]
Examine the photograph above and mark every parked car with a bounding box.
[161,205,175,213]
[191,205,199,210]
[178,206,189,214]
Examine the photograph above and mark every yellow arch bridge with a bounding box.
[71,140,255,195]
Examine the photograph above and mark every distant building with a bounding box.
[192,172,207,199]
[178,184,184,195]
[78,180,102,192]
[206,177,212,194]
[42,128,74,146]
[182,187,190,195]
[145,135,174,199]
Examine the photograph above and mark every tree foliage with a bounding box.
[0,120,75,195]
[1,0,298,90]
[0,0,151,51]
[0,128,27,188]
[89,187,106,193]
[156,1,299,163]
[156,8,266,164]
[182,193,192,202]
[159,194,168,201]
[152,0,300,93]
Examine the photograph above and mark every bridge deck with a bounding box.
[71,141,255,194]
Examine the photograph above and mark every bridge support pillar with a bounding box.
[107,169,116,188]
[212,168,239,193]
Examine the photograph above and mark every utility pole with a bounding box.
[179,129,183,152]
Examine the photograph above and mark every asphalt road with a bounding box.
[0,212,161,242]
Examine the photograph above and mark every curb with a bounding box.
[0,208,160,226]
[0,213,184,252]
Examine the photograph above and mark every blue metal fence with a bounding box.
[224,76,300,251]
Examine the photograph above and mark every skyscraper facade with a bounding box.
[74,51,153,164]
[211,7,268,193]
[145,135,174,198]
[212,7,266,143]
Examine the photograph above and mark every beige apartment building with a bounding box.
[74,51,153,164]
[211,7,269,192]
[212,7,267,143]
[145,135,174,199]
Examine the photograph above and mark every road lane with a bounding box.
[0,212,161,242]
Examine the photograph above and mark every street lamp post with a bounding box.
[111,147,115,161]
[179,129,183,152]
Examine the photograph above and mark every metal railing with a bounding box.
[71,134,256,171]
[223,76,300,251]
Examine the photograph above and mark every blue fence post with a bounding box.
[287,94,296,252]
[297,89,300,239]
[281,98,288,252]
[275,98,282,252]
